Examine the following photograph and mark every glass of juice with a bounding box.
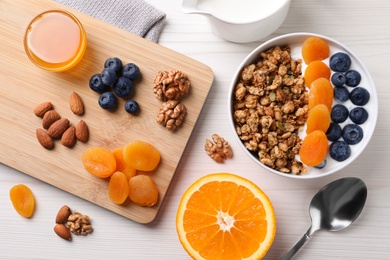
[24,10,87,72]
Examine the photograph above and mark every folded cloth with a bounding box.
[53,0,166,42]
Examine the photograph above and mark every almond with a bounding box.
[54,223,71,241]
[36,128,54,149]
[48,118,69,139]
[56,205,71,224]
[70,92,84,115]
[33,102,53,117]
[75,120,89,143]
[42,110,61,129]
[61,126,76,147]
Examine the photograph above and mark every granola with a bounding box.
[232,46,309,174]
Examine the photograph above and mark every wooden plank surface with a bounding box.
[0,0,213,223]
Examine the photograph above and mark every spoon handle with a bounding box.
[280,232,311,260]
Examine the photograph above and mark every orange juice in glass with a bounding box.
[24,10,87,72]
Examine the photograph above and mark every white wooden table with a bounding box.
[1,0,390,259]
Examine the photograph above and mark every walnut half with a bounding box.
[205,134,233,163]
[66,211,93,236]
[156,100,187,131]
[153,70,191,101]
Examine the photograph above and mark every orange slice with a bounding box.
[176,173,276,260]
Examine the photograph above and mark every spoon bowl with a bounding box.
[281,177,367,259]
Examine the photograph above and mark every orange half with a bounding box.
[176,173,276,260]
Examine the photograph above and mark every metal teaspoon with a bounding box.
[280,177,367,260]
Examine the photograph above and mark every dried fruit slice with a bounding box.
[306,104,331,134]
[108,172,130,204]
[9,184,35,218]
[123,140,160,171]
[128,175,159,206]
[299,130,328,166]
[112,147,137,179]
[176,173,276,260]
[302,36,330,64]
[304,61,331,88]
[308,77,334,112]
[81,147,116,178]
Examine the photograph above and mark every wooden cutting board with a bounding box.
[0,0,213,223]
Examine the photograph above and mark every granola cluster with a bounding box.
[233,46,309,174]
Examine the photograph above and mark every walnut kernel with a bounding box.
[205,134,233,163]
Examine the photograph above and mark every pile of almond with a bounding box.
[34,92,89,149]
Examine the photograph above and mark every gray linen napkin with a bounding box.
[53,0,166,42]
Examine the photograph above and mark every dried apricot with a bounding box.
[304,61,331,88]
[302,36,330,64]
[308,77,334,112]
[123,140,160,171]
[10,184,35,218]
[306,104,331,134]
[299,130,328,166]
[128,175,159,207]
[108,172,130,204]
[112,147,137,179]
[81,147,116,178]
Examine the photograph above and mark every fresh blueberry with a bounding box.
[315,159,327,169]
[101,68,117,86]
[113,77,133,97]
[89,74,110,93]
[342,124,364,145]
[331,104,349,123]
[345,70,361,87]
[98,92,118,109]
[326,122,342,141]
[349,107,368,124]
[331,72,346,87]
[329,52,352,72]
[350,87,370,106]
[330,141,351,162]
[124,100,140,114]
[122,63,141,81]
[104,57,123,74]
[334,86,350,102]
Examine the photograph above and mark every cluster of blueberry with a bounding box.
[326,52,370,162]
[89,57,141,114]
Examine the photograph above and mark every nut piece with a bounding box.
[36,128,54,150]
[33,102,53,117]
[56,205,72,224]
[69,92,84,115]
[66,211,93,236]
[42,110,61,129]
[61,126,76,148]
[54,223,71,241]
[75,120,89,143]
[205,134,233,163]
[153,70,191,101]
[47,118,69,139]
[156,100,186,131]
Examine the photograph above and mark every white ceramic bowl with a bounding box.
[182,0,291,43]
[228,32,378,179]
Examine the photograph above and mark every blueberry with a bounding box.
[350,87,370,106]
[104,57,123,74]
[349,107,368,124]
[98,92,118,109]
[113,77,134,97]
[329,52,352,72]
[89,74,110,93]
[334,86,350,102]
[101,68,117,86]
[331,104,349,123]
[122,63,141,81]
[124,100,140,114]
[331,72,346,87]
[345,70,361,87]
[342,124,364,145]
[330,141,351,162]
[315,159,327,169]
[326,122,342,141]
